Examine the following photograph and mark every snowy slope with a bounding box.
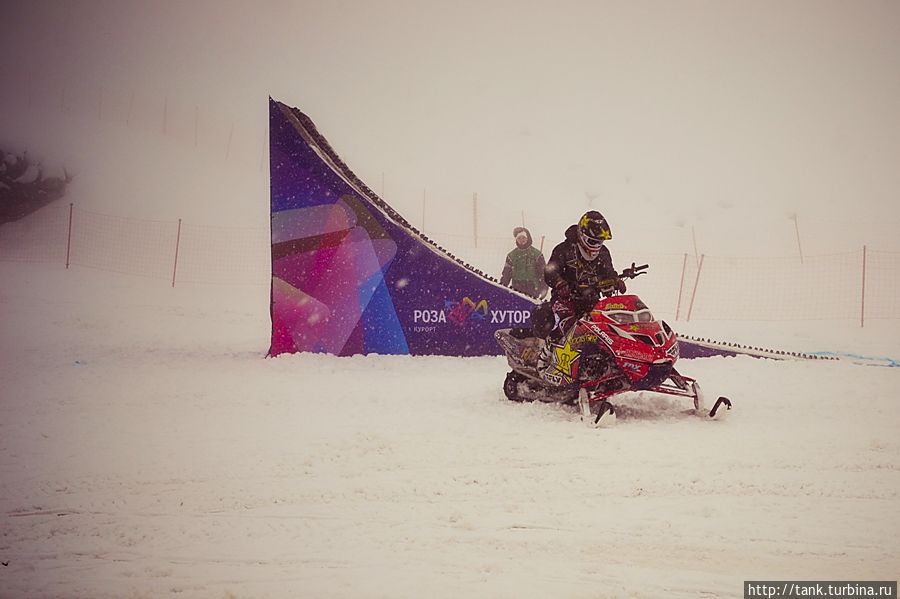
[1,262,898,599]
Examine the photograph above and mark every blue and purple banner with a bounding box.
[268,98,537,357]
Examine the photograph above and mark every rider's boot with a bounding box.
[536,315,572,378]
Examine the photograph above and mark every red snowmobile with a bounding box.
[495,264,732,427]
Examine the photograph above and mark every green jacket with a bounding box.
[500,228,548,298]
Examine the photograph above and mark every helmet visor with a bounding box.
[578,228,605,251]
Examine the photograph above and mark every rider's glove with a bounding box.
[598,277,623,295]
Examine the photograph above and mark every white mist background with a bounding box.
[2,0,900,259]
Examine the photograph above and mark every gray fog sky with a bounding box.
[2,0,899,254]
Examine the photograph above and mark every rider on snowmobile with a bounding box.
[542,210,625,343]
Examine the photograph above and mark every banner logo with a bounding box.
[412,298,531,331]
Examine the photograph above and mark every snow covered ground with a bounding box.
[1,261,898,599]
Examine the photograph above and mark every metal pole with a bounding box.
[686,254,705,322]
[675,252,688,320]
[65,203,74,269]
[162,96,168,135]
[172,219,182,288]
[691,226,700,266]
[194,105,199,147]
[792,214,803,264]
[861,245,867,328]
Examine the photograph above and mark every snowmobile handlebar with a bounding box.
[590,263,648,299]
[567,263,649,305]
[576,262,650,297]
[619,263,648,280]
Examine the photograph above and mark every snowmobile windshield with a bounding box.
[604,309,654,324]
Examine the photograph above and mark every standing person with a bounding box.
[542,210,624,342]
[499,227,549,299]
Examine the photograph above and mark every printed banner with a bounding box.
[268,98,537,357]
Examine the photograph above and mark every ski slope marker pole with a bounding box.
[691,226,700,266]
[675,252,688,321]
[686,254,705,322]
[172,219,182,288]
[792,213,804,264]
[65,203,74,269]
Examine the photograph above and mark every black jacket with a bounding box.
[544,224,617,309]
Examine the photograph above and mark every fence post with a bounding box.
[675,252,688,320]
[860,245,867,328]
[172,219,182,288]
[791,213,804,264]
[686,254,705,322]
[691,226,700,266]
[65,203,74,269]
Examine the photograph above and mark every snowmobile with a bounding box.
[495,263,732,427]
